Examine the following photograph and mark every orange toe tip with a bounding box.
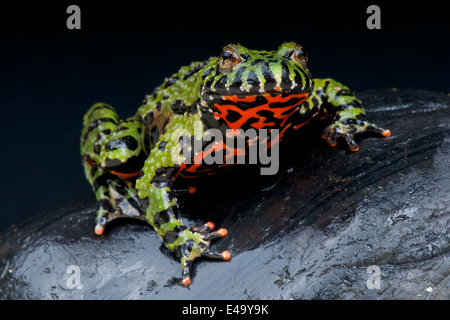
[350,144,360,152]
[217,228,227,237]
[94,225,104,235]
[222,251,231,260]
[329,142,337,147]
[187,185,197,194]
[321,134,328,140]
[182,277,191,286]
[205,221,215,230]
[382,129,391,137]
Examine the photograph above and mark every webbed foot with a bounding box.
[322,119,391,152]
[175,222,231,286]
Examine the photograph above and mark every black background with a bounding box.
[0,1,448,231]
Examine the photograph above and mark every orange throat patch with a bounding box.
[213,93,309,130]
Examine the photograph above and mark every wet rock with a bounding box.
[0,89,449,299]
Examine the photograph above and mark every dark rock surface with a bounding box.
[1,89,449,299]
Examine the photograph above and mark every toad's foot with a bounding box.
[322,119,391,152]
[173,222,230,286]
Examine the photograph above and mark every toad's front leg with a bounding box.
[313,78,391,151]
[136,127,230,286]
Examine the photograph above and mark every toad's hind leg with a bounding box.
[81,103,147,234]
[82,164,146,234]
[137,167,231,286]
[135,116,231,286]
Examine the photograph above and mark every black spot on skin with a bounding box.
[93,172,113,190]
[89,166,97,178]
[280,60,293,90]
[140,196,149,208]
[173,237,194,258]
[243,117,260,128]
[294,68,311,90]
[150,126,160,146]
[144,112,154,126]
[231,66,245,88]
[280,106,297,116]
[171,100,187,114]
[184,60,208,80]
[256,110,275,119]
[104,153,146,173]
[154,166,174,177]
[105,136,138,152]
[163,76,179,89]
[204,77,215,90]
[90,117,118,128]
[310,96,319,110]
[250,59,264,66]
[190,103,198,113]
[323,80,331,93]
[161,119,170,133]
[240,52,250,61]
[98,199,114,213]
[293,70,303,88]
[114,180,130,196]
[151,166,179,184]
[93,142,101,154]
[153,210,171,229]
[225,109,243,123]
[246,70,260,94]
[82,118,117,142]
[214,75,228,89]
[104,157,123,168]
[335,89,354,97]
[202,67,213,79]
[261,61,276,92]
[163,226,187,245]
[158,141,167,151]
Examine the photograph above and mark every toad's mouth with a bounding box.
[204,80,312,99]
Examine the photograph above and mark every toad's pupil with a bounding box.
[297,48,307,59]
[222,51,232,60]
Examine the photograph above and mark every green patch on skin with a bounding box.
[144,185,174,217]
[168,229,203,251]
[336,107,364,120]
[157,216,184,238]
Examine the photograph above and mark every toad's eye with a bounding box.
[219,46,241,70]
[292,45,308,67]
